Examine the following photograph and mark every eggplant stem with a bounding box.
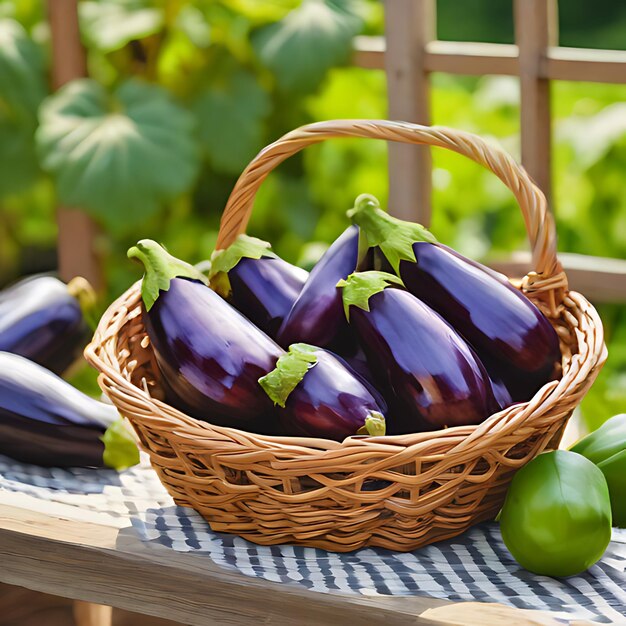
[67,276,98,330]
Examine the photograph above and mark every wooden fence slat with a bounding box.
[48,0,103,291]
[355,37,626,84]
[425,41,519,76]
[515,0,557,202]
[544,46,626,84]
[384,0,435,225]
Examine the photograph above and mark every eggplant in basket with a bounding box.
[209,234,308,339]
[276,225,364,351]
[129,240,283,428]
[348,194,560,402]
[0,274,94,375]
[339,272,497,434]
[0,351,137,469]
[259,343,386,441]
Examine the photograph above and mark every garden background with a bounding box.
[1,0,625,429]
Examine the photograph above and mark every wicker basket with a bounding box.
[86,120,607,552]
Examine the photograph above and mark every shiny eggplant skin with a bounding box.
[349,288,495,433]
[0,275,88,375]
[144,277,283,427]
[399,242,560,401]
[228,256,308,339]
[272,348,387,441]
[277,226,361,350]
[0,352,117,467]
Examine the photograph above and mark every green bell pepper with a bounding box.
[571,414,626,527]
[499,450,612,577]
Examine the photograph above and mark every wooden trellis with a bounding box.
[354,0,626,302]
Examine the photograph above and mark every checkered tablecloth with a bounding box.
[1,454,624,624]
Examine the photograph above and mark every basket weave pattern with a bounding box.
[86,121,607,552]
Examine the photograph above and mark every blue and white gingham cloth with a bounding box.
[0,454,624,624]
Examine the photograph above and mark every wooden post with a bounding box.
[384,0,435,225]
[515,0,558,203]
[48,0,103,290]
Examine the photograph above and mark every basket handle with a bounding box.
[216,119,567,306]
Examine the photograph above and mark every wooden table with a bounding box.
[0,494,583,626]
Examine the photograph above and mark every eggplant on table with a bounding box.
[338,272,497,434]
[129,240,284,429]
[209,234,308,339]
[0,351,138,469]
[348,194,561,403]
[0,274,95,375]
[259,343,386,441]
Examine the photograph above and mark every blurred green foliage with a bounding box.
[0,0,624,426]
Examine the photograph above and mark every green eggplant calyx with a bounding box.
[209,234,277,298]
[347,193,437,274]
[357,412,386,437]
[101,417,140,471]
[128,239,208,311]
[337,271,403,320]
[258,343,318,408]
[67,276,99,330]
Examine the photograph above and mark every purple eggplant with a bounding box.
[258,343,386,441]
[0,275,95,375]
[0,351,137,469]
[129,240,283,428]
[338,272,496,434]
[209,235,308,339]
[276,226,364,350]
[348,194,561,402]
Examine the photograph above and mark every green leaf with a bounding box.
[347,193,437,274]
[252,0,362,95]
[0,19,46,195]
[36,79,200,227]
[192,70,271,174]
[101,418,140,471]
[337,271,403,320]
[209,234,276,297]
[80,0,164,53]
[258,343,318,408]
[0,118,40,196]
[128,239,209,311]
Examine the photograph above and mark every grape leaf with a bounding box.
[252,0,362,95]
[80,0,163,53]
[36,79,200,227]
[192,70,270,174]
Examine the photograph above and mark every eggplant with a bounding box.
[258,343,386,441]
[209,234,308,339]
[0,274,94,375]
[0,351,137,469]
[338,272,496,434]
[348,194,560,402]
[129,240,283,428]
[276,226,363,350]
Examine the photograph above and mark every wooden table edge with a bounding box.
[0,501,573,625]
